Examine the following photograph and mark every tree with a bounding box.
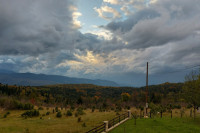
[183,70,200,119]
[121,93,131,102]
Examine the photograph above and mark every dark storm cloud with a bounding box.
[106,9,160,33]
[0,0,200,86]
[0,0,78,55]
[105,0,200,49]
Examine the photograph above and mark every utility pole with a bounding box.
[146,62,148,117]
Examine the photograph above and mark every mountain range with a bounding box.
[0,69,119,86]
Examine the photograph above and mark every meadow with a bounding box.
[0,107,119,133]
[1,107,200,133]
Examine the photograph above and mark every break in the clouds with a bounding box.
[0,0,200,86]
[94,6,121,20]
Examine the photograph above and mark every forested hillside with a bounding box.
[0,82,185,111]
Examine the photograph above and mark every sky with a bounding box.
[0,0,200,86]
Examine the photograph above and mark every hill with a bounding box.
[0,70,119,86]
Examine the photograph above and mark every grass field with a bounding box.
[110,114,200,133]
[0,108,120,133]
[1,108,200,133]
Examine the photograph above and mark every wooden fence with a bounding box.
[86,111,130,133]
[108,112,129,128]
[86,123,106,133]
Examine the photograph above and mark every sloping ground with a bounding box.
[110,117,200,133]
[0,109,118,133]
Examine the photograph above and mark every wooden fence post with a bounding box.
[128,110,131,119]
[104,121,108,132]
[171,110,172,119]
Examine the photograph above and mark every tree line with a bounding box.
[0,70,199,117]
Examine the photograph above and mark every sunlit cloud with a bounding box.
[120,5,132,15]
[70,6,82,29]
[94,6,121,20]
[86,25,113,40]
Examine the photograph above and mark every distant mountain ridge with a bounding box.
[0,70,119,86]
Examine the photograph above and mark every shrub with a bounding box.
[82,122,86,127]
[3,114,7,118]
[149,103,162,115]
[77,117,81,122]
[56,111,62,118]
[75,107,85,116]
[6,111,10,115]
[21,110,40,117]
[46,111,50,115]
[66,110,72,116]
[55,107,59,112]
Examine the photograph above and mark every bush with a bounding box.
[56,112,62,118]
[55,107,59,112]
[6,111,10,115]
[66,110,72,116]
[3,114,7,118]
[46,111,50,115]
[82,122,86,127]
[21,110,40,117]
[149,103,162,115]
[77,117,81,122]
[76,107,85,116]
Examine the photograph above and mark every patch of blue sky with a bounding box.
[77,0,108,33]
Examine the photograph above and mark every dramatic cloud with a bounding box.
[0,0,199,86]
[105,0,200,49]
[0,0,77,55]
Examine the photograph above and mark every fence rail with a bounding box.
[86,111,130,133]
[108,112,129,128]
[86,123,105,133]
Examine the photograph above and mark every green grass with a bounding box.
[109,117,200,133]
